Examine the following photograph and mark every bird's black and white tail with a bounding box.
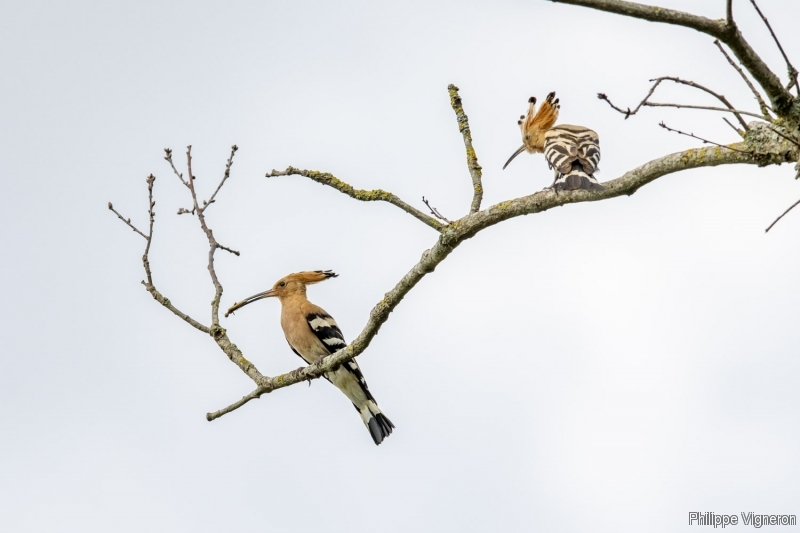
[342,360,395,445]
[365,407,395,446]
[544,124,604,191]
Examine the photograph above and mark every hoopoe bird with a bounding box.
[226,270,395,445]
[503,91,604,191]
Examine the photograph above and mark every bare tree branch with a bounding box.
[658,121,752,153]
[748,0,799,96]
[713,40,772,120]
[266,167,445,232]
[447,84,483,213]
[168,145,241,327]
[422,196,452,223]
[550,0,795,116]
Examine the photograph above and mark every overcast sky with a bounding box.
[2,1,799,531]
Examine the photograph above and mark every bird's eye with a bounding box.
[525,135,530,140]
[279,281,286,287]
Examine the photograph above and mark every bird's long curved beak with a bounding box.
[502,145,526,170]
[225,289,277,317]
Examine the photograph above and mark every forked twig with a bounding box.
[599,76,755,128]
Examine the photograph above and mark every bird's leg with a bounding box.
[545,171,560,195]
[542,168,558,196]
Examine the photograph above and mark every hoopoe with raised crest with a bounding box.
[226,270,394,445]
[503,91,604,192]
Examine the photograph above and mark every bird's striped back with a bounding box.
[544,124,603,191]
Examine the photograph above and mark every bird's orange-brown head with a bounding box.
[503,91,560,170]
[225,270,338,317]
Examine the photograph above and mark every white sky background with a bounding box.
[1,0,799,531]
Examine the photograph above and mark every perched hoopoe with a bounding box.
[226,270,394,445]
[503,91,604,191]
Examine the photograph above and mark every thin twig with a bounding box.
[766,126,800,149]
[204,145,239,211]
[207,387,268,421]
[142,174,156,285]
[422,196,451,223]
[218,243,241,256]
[598,81,660,119]
[447,84,483,214]
[164,148,189,187]
[266,167,445,232]
[713,40,772,120]
[726,0,733,25]
[765,197,800,233]
[748,0,799,97]
[645,103,765,119]
[722,117,744,136]
[107,202,148,240]
[658,122,752,153]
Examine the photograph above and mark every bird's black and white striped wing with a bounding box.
[544,124,600,174]
[543,124,603,191]
[306,312,376,402]
[306,312,347,354]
